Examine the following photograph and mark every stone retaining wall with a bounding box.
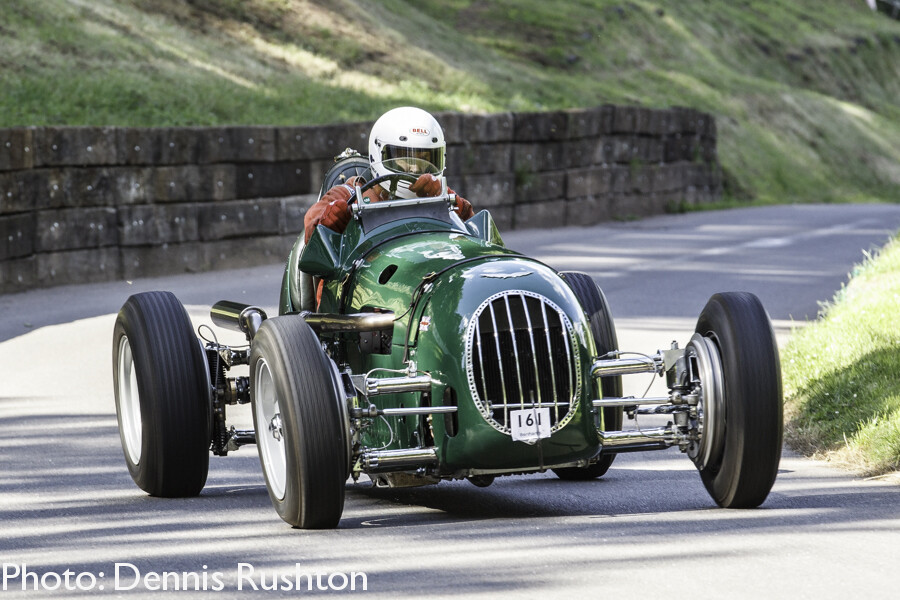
[0,105,721,293]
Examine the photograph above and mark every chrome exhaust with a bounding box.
[299,311,394,333]
[360,448,438,473]
[210,301,268,340]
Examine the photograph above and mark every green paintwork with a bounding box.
[280,201,604,477]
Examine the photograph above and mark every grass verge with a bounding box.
[783,234,900,476]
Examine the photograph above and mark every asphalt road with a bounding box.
[2,204,900,599]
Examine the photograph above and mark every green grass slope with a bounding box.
[783,237,900,476]
[2,0,899,204]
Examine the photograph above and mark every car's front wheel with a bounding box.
[693,292,783,508]
[553,271,622,480]
[250,316,347,528]
[112,291,211,497]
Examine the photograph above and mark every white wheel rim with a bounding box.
[254,358,287,501]
[117,335,142,465]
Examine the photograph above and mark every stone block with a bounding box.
[565,195,614,226]
[516,170,565,202]
[0,212,35,260]
[566,166,620,198]
[35,247,120,286]
[513,199,567,230]
[458,173,515,208]
[235,161,311,199]
[513,111,569,142]
[280,194,318,235]
[152,164,236,202]
[226,127,277,163]
[121,242,206,279]
[68,168,118,207]
[511,142,568,173]
[36,207,118,252]
[0,172,28,214]
[32,127,117,167]
[432,112,463,144]
[119,203,200,246]
[204,235,295,271]
[461,113,514,144]
[108,167,154,205]
[307,159,333,197]
[611,105,638,134]
[635,137,664,164]
[0,255,36,293]
[565,106,613,139]
[1,169,66,212]
[610,136,640,164]
[116,128,208,165]
[593,138,615,165]
[564,139,599,169]
[664,134,691,163]
[277,123,370,162]
[0,128,35,170]
[482,206,514,232]
[199,199,282,241]
[448,143,513,176]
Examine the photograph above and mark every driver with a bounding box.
[303,106,475,243]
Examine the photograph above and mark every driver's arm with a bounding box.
[304,184,353,242]
[303,176,383,242]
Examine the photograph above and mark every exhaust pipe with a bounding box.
[210,301,268,340]
[299,311,394,333]
[360,448,438,473]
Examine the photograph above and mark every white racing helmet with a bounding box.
[368,107,445,198]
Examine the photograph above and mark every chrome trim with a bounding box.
[504,294,525,411]
[487,300,510,426]
[592,396,674,408]
[366,375,433,396]
[591,356,662,378]
[210,301,268,340]
[380,406,458,416]
[300,311,394,333]
[540,301,560,423]
[599,427,681,448]
[361,448,438,473]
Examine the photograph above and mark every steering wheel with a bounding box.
[349,172,420,204]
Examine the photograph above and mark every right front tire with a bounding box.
[250,316,347,529]
[553,271,623,481]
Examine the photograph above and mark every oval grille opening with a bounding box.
[466,291,580,434]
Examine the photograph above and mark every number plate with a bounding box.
[510,407,551,443]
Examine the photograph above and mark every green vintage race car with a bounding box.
[112,154,783,529]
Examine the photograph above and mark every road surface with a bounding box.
[2,204,899,598]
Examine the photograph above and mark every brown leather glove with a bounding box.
[304,185,352,242]
[410,174,475,220]
[454,195,474,220]
[409,173,442,197]
[346,176,389,204]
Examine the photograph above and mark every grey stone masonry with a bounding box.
[0,105,720,293]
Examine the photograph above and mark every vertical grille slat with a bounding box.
[466,290,581,435]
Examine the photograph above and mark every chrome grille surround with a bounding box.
[464,290,581,435]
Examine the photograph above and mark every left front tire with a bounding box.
[112,291,211,497]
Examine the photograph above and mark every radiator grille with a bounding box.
[465,290,580,435]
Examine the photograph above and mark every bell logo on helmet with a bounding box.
[410,127,430,136]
